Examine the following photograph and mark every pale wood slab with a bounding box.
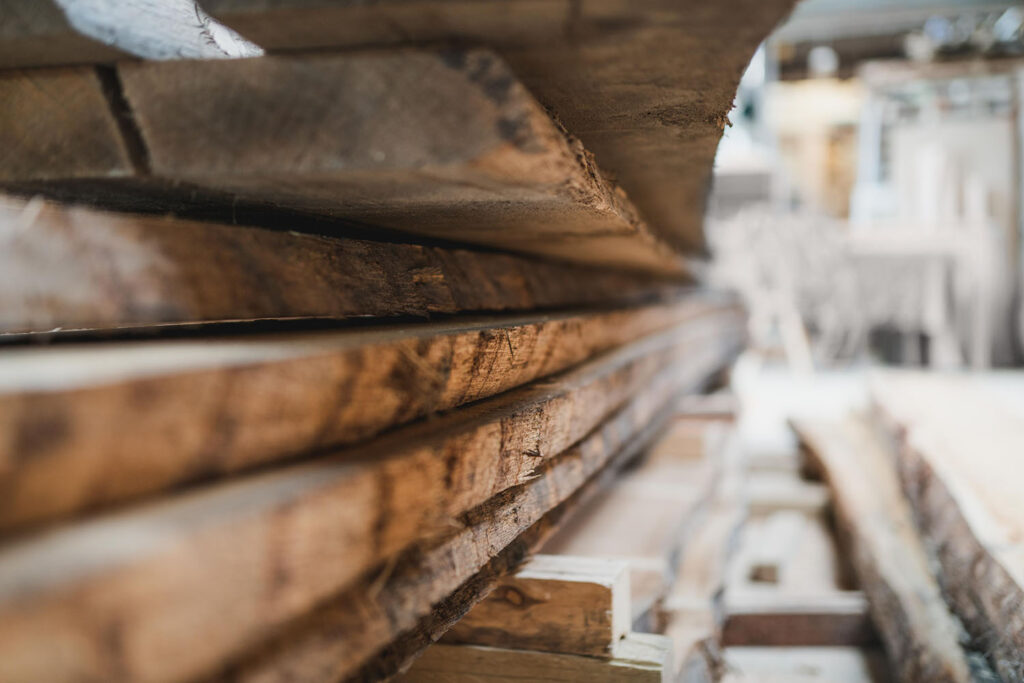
[872,373,1024,682]
[0,0,261,68]
[0,322,734,683]
[443,554,631,657]
[398,633,672,683]
[0,195,680,335]
[793,416,973,682]
[723,646,892,683]
[0,296,728,531]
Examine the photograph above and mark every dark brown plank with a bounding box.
[0,195,681,336]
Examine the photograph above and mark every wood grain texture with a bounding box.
[0,296,721,531]
[1,49,686,273]
[201,0,798,253]
[793,416,973,683]
[721,592,876,648]
[872,374,1024,682]
[0,0,261,68]
[0,319,738,683]
[443,554,631,657]
[398,633,672,683]
[0,195,681,335]
[219,375,692,683]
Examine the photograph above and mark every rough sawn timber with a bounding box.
[793,416,973,683]
[0,318,737,683]
[0,296,724,531]
[0,49,686,273]
[0,195,680,335]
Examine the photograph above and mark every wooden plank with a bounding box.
[0,0,798,253]
[1,49,685,273]
[872,373,1024,682]
[0,0,262,69]
[0,322,733,683]
[538,417,725,628]
[721,591,876,647]
[442,554,631,657]
[223,380,687,683]
[793,416,973,683]
[0,296,726,531]
[397,633,672,683]
[0,195,681,336]
[201,0,796,254]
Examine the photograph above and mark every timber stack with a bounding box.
[0,1,796,682]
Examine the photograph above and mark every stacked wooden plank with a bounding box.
[788,372,1024,682]
[0,1,800,681]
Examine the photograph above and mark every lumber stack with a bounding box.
[0,1,799,681]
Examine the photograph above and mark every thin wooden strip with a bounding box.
[0,0,261,68]
[872,374,1024,682]
[442,554,631,658]
[0,320,735,683]
[397,633,672,683]
[0,194,681,335]
[1,48,686,273]
[0,296,722,531]
[793,416,973,683]
[226,383,690,683]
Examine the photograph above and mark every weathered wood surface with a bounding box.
[398,633,673,683]
[0,296,724,531]
[442,554,631,657]
[872,373,1024,682]
[0,320,735,683]
[202,0,797,254]
[0,195,682,335]
[1,49,685,273]
[222,379,691,683]
[1,0,798,254]
[722,646,892,683]
[793,416,973,683]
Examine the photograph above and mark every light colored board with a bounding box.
[398,633,672,683]
[0,296,725,531]
[723,646,893,683]
[0,194,681,335]
[745,473,830,515]
[1,50,686,273]
[0,0,261,68]
[872,372,1024,682]
[793,416,973,682]
[223,384,686,683]
[0,323,735,683]
[747,511,808,584]
[443,554,631,657]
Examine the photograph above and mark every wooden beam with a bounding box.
[0,322,733,683]
[220,383,687,683]
[721,591,877,647]
[0,296,728,531]
[722,646,892,683]
[0,195,681,336]
[0,49,686,273]
[397,633,672,683]
[0,0,262,69]
[443,554,631,657]
[872,373,1024,682]
[793,416,974,682]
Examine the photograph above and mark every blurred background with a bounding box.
[705,0,1024,371]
